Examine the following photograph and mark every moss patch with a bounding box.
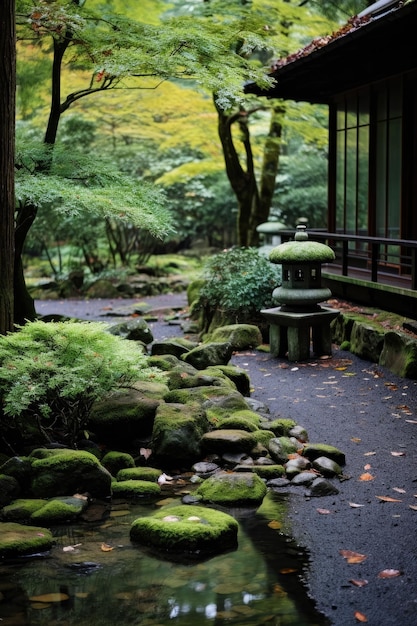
[196,471,267,506]
[116,467,161,482]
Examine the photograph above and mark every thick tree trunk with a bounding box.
[0,0,16,334]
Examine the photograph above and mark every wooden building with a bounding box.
[246,0,417,318]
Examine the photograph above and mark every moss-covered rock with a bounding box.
[0,474,21,507]
[251,465,286,479]
[166,365,235,391]
[101,451,135,477]
[267,419,297,437]
[112,479,161,500]
[0,456,33,492]
[201,429,258,455]
[30,496,89,523]
[151,339,193,359]
[0,522,53,557]
[1,499,46,522]
[116,467,161,482]
[216,416,259,433]
[268,437,299,464]
[196,471,267,506]
[130,504,238,558]
[88,387,162,447]
[251,429,275,447]
[163,385,241,406]
[379,331,417,379]
[151,403,210,465]
[30,449,112,499]
[108,318,154,344]
[350,320,385,363]
[302,443,346,466]
[206,365,251,396]
[182,342,233,370]
[209,324,263,350]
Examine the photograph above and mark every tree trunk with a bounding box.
[216,99,283,247]
[0,0,16,334]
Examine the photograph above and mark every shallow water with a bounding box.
[0,493,329,626]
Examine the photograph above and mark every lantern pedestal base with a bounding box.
[261,307,340,362]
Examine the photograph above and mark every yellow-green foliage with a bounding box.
[0,321,162,446]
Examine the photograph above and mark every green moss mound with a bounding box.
[0,522,53,557]
[1,499,46,522]
[130,504,238,558]
[252,465,286,479]
[268,419,297,436]
[116,467,161,482]
[112,479,161,499]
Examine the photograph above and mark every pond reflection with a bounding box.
[0,493,329,625]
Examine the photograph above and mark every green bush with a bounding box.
[0,320,162,449]
[197,247,281,321]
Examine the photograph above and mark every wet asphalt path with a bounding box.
[35,295,417,625]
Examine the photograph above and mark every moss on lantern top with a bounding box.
[269,227,335,264]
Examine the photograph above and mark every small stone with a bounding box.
[308,477,339,497]
[284,456,311,478]
[291,471,316,486]
[267,477,291,489]
[312,456,342,477]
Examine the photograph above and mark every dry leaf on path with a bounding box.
[316,508,332,515]
[377,569,402,579]
[349,579,368,587]
[354,610,368,622]
[340,550,367,564]
[376,495,402,502]
[349,502,365,508]
[101,543,113,552]
[391,451,406,457]
[359,472,375,481]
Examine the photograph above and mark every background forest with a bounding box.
[1,0,371,331]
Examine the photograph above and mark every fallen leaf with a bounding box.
[354,610,368,622]
[359,473,375,481]
[340,550,367,564]
[364,451,376,456]
[279,568,298,574]
[30,593,70,603]
[391,451,406,457]
[377,569,402,579]
[349,502,365,508]
[351,437,361,443]
[268,520,282,529]
[140,447,152,460]
[409,505,417,511]
[158,472,173,485]
[376,496,402,502]
[316,508,332,515]
[101,543,113,552]
[405,419,417,424]
[364,463,372,470]
[392,487,406,494]
[349,579,368,587]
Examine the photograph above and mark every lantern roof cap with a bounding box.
[269,226,335,264]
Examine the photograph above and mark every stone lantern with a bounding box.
[261,226,339,361]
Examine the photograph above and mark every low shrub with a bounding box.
[0,320,162,450]
[196,247,281,328]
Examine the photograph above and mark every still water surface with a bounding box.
[0,492,329,625]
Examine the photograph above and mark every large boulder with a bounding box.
[29,449,112,499]
[350,320,385,362]
[151,403,210,466]
[88,384,165,447]
[0,474,20,507]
